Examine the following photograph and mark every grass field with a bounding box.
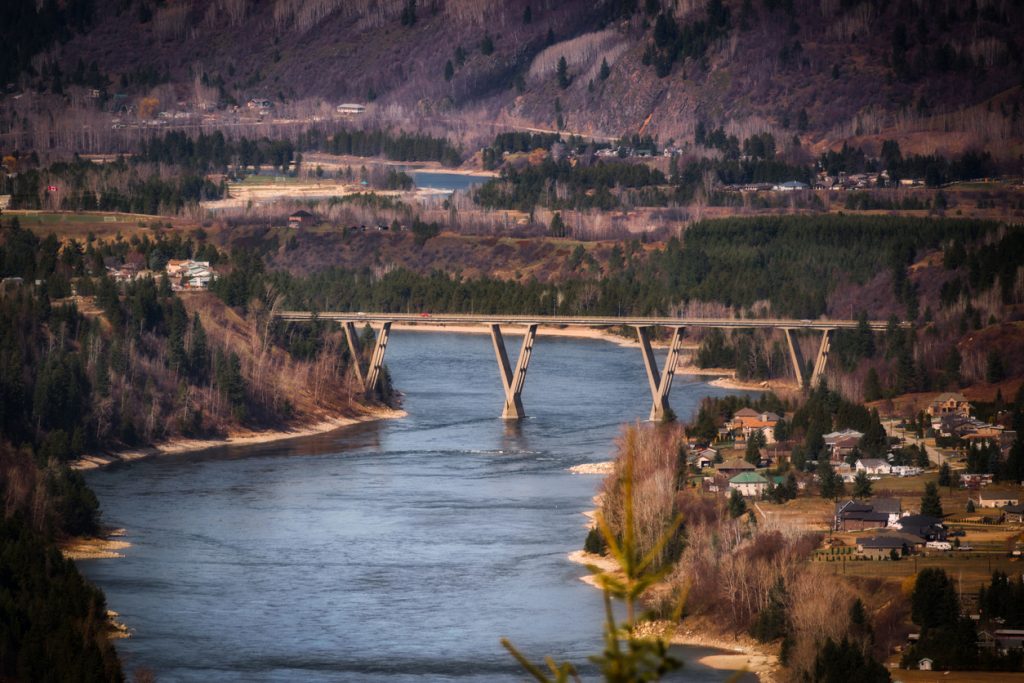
[813,552,1023,592]
[5,210,184,240]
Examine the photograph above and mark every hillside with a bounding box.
[3,0,1023,163]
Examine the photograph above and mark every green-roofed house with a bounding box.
[730,471,770,497]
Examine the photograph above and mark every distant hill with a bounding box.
[4,0,1024,162]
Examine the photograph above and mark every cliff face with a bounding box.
[20,0,1021,160]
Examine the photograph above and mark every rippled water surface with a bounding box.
[81,332,756,681]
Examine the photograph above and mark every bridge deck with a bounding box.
[276,311,897,331]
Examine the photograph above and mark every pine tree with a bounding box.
[863,367,882,401]
[599,58,611,80]
[188,313,209,383]
[557,55,570,88]
[522,5,532,23]
[443,60,454,81]
[921,481,943,517]
[852,470,873,499]
[728,489,747,518]
[480,34,494,55]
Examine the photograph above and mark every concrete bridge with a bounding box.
[275,312,894,421]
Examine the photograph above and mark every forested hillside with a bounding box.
[4,0,1023,162]
[209,212,1024,398]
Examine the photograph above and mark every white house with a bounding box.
[918,658,933,671]
[336,103,366,116]
[729,472,770,497]
[855,459,892,476]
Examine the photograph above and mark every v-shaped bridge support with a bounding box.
[343,321,392,395]
[635,326,685,421]
[783,328,833,390]
[490,323,538,420]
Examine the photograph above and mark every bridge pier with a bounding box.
[783,328,806,389]
[490,323,537,420]
[810,328,833,389]
[635,326,684,421]
[342,321,392,395]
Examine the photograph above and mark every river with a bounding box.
[409,171,492,193]
[80,332,756,682]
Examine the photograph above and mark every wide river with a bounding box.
[80,332,755,682]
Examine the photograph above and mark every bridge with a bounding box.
[275,312,894,421]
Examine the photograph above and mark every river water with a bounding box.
[80,332,756,682]
[409,171,492,193]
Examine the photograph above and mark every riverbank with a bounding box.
[61,528,131,560]
[71,406,407,471]
[566,550,779,680]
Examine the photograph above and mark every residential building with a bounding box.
[855,458,892,476]
[716,458,756,477]
[894,514,946,541]
[1004,503,1024,524]
[336,103,366,116]
[729,408,781,443]
[978,489,1020,508]
[928,392,972,419]
[730,472,770,497]
[288,210,316,227]
[835,498,902,531]
[856,535,910,559]
[824,430,863,462]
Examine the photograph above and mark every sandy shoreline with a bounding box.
[72,406,406,471]
[567,543,778,681]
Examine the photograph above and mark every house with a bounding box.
[0,276,23,295]
[835,498,902,531]
[918,658,933,671]
[978,489,1020,508]
[165,259,215,290]
[247,98,272,110]
[336,103,366,116]
[856,535,910,559]
[773,180,809,191]
[730,472,770,497]
[928,392,972,419]
[894,514,946,541]
[855,458,891,476]
[1003,503,1024,524]
[824,430,863,462]
[891,465,923,477]
[695,448,717,469]
[288,210,316,227]
[729,408,781,443]
[993,629,1024,653]
[717,458,756,477]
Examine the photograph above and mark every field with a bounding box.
[815,552,1023,593]
[5,210,176,239]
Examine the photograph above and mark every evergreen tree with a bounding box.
[557,55,570,88]
[728,489,747,518]
[810,637,890,683]
[480,33,494,55]
[745,429,765,465]
[921,481,943,517]
[938,462,952,487]
[443,60,454,81]
[852,470,873,499]
[188,312,209,383]
[599,57,611,80]
[522,5,532,23]
[863,367,882,401]
[400,0,416,26]
[549,212,567,238]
